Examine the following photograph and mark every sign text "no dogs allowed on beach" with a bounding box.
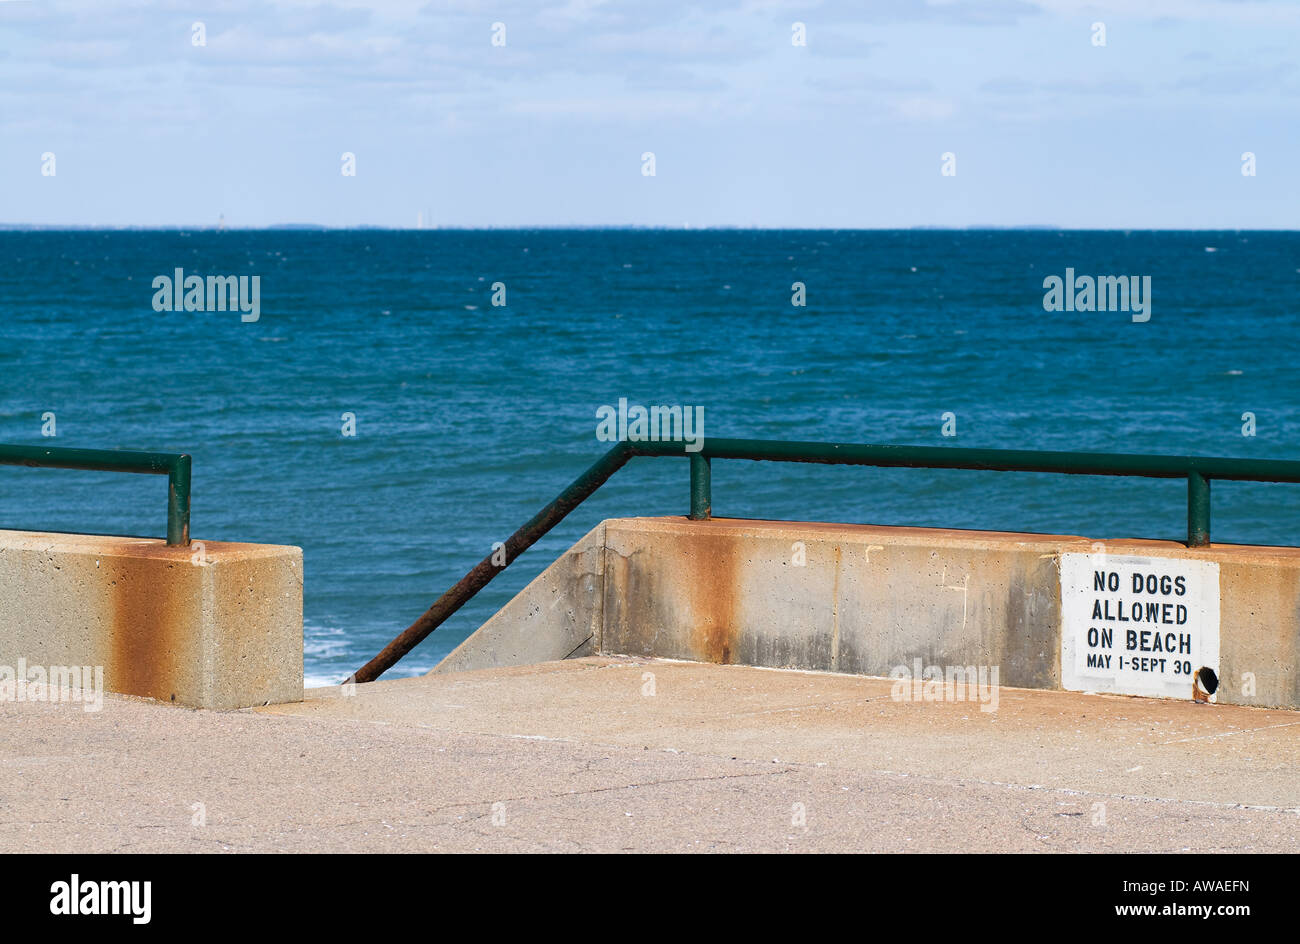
[1059,553,1220,700]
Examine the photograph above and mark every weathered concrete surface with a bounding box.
[0,530,303,709]
[1,657,1296,853]
[604,518,1064,692]
[440,517,1300,709]
[434,522,604,674]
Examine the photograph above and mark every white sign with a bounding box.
[1060,553,1220,700]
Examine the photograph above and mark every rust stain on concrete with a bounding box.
[682,531,741,665]
[109,547,192,703]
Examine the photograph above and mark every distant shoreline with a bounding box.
[1,224,1297,233]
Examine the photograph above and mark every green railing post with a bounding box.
[1187,471,1210,547]
[689,452,711,520]
[168,454,192,546]
[0,443,192,547]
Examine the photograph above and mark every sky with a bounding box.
[1,0,1297,228]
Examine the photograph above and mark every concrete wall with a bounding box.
[601,518,1063,692]
[0,530,303,709]
[435,516,1300,710]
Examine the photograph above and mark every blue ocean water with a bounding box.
[2,229,1298,684]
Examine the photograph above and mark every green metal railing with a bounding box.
[351,437,1300,682]
[0,444,191,546]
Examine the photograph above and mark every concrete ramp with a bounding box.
[434,516,1300,711]
[433,522,606,673]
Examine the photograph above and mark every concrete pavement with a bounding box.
[1,656,1296,852]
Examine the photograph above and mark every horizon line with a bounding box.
[1,224,1297,233]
